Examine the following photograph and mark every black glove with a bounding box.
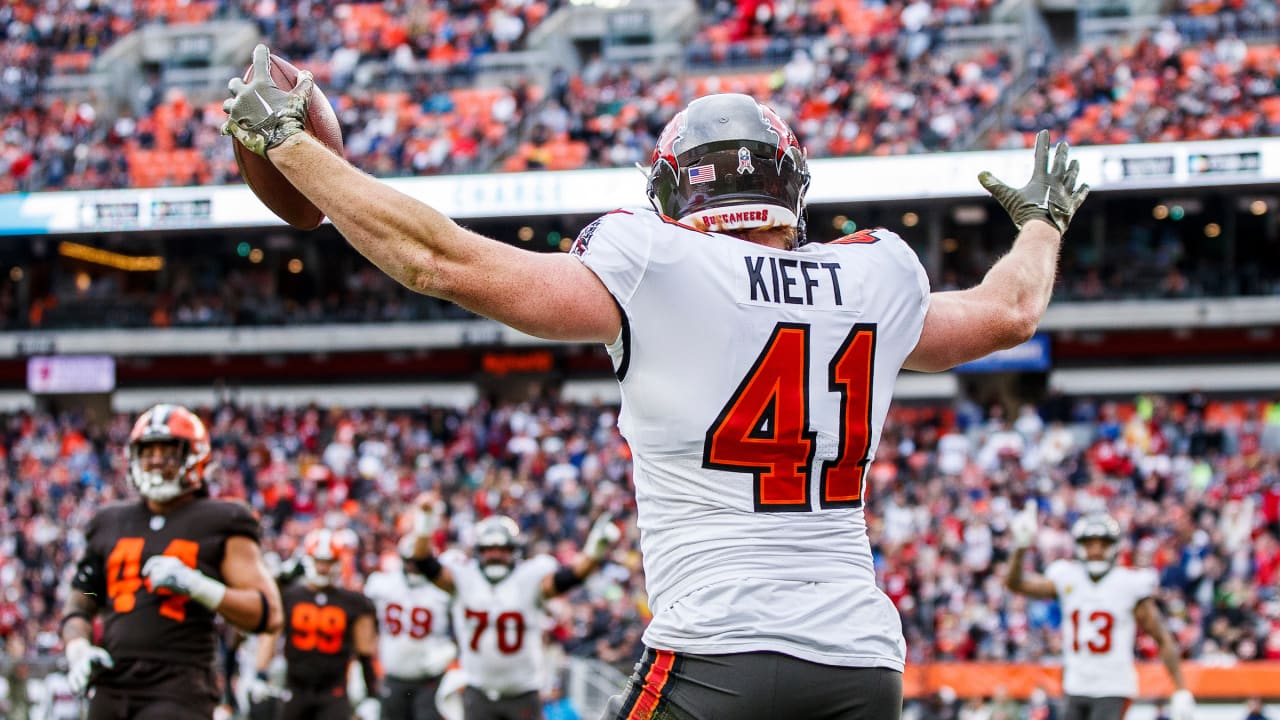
[221,44,313,158]
[979,130,1090,234]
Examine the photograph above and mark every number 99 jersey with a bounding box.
[1046,560,1158,698]
[573,209,930,670]
[280,582,377,692]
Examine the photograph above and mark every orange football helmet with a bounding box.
[127,404,210,503]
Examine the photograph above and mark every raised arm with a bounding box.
[906,131,1089,372]
[1004,504,1058,600]
[222,45,619,344]
[540,514,621,599]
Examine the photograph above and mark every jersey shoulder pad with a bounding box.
[521,553,559,579]
[1043,558,1075,587]
[1127,566,1159,599]
[829,228,888,245]
[203,497,263,541]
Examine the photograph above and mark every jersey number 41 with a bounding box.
[704,322,876,513]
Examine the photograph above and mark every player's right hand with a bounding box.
[221,44,313,158]
[65,637,114,695]
[413,492,444,536]
[979,130,1089,234]
[1010,504,1038,549]
[1170,688,1196,720]
[247,672,275,704]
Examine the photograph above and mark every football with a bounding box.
[232,53,343,230]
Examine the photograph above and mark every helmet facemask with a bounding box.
[1072,514,1122,578]
[127,405,210,504]
[302,528,350,587]
[474,516,521,584]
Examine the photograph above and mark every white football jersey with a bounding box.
[1046,560,1159,698]
[364,569,456,680]
[447,554,558,695]
[574,209,930,670]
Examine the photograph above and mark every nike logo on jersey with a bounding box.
[744,256,844,307]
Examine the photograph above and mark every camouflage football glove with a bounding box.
[221,43,313,158]
[979,130,1090,234]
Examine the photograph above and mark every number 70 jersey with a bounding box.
[574,209,930,669]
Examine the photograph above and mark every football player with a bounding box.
[364,502,458,720]
[59,404,283,720]
[226,44,1087,717]
[251,527,379,720]
[1006,507,1196,720]
[407,503,619,720]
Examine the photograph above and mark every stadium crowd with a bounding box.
[3,0,1278,192]
[1,390,1279,715]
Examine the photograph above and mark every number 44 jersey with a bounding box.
[1046,560,1159,698]
[574,209,930,670]
[73,498,261,669]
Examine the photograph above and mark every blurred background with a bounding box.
[1,0,1279,717]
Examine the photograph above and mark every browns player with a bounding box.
[253,527,379,720]
[59,404,283,720]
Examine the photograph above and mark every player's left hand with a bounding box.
[354,697,381,720]
[221,44,313,158]
[1170,688,1195,720]
[142,555,227,610]
[585,513,622,561]
[979,129,1089,234]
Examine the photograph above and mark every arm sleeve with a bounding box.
[1133,568,1159,604]
[70,516,106,599]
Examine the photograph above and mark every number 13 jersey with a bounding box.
[574,209,930,670]
[1046,560,1158,698]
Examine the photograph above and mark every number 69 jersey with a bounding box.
[447,554,558,697]
[574,209,930,670]
[363,569,456,680]
[1046,560,1159,698]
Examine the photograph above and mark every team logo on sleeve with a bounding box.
[737,147,755,175]
[570,217,604,257]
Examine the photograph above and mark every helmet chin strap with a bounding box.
[303,556,333,587]
[1085,560,1113,578]
[482,563,512,582]
[134,469,192,504]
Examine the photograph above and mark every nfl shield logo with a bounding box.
[737,147,755,175]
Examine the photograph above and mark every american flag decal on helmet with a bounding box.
[688,164,716,184]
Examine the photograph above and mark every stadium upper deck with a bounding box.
[1,0,1275,193]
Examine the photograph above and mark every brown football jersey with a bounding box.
[280,581,376,692]
[71,497,261,674]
